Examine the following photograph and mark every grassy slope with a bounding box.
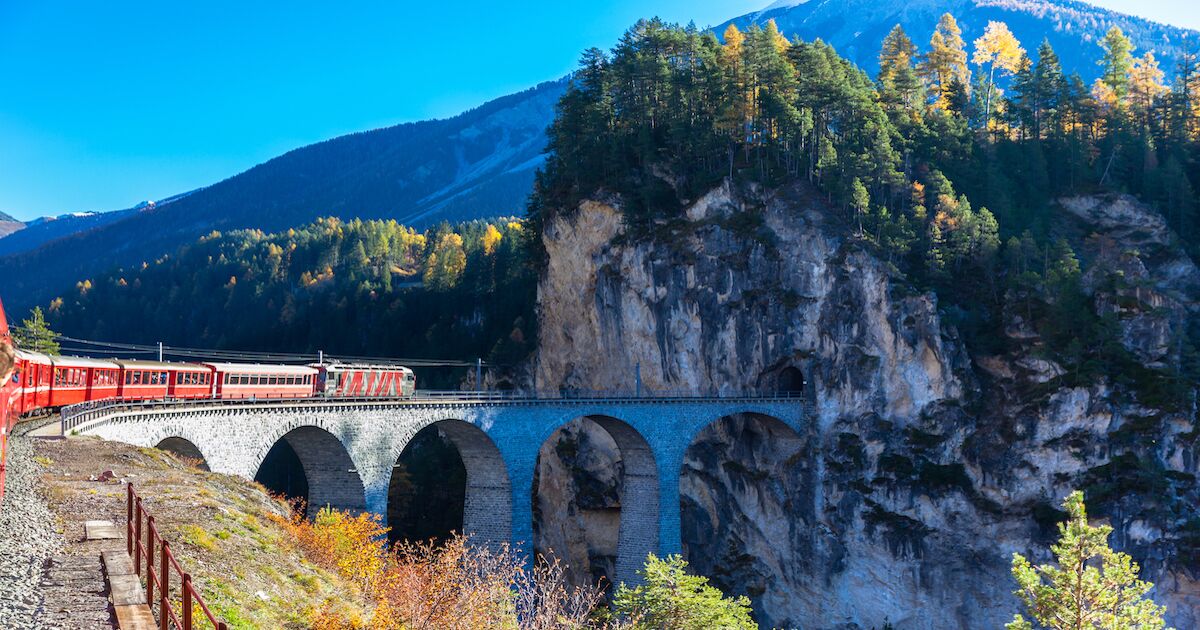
[32,435,373,629]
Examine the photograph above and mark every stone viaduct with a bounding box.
[64,396,804,586]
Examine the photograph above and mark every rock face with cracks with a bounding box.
[530,182,1200,629]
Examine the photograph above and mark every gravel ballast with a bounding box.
[0,421,64,628]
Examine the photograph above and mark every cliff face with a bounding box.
[531,183,1200,628]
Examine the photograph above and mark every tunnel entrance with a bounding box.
[155,437,210,471]
[777,366,805,395]
[254,438,309,505]
[387,424,467,545]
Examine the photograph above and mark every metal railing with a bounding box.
[127,483,228,630]
[62,389,808,435]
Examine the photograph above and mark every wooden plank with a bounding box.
[84,520,121,540]
[101,550,136,576]
[113,603,157,630]
[107,573,146,606]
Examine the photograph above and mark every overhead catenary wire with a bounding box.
[25,331,485,367]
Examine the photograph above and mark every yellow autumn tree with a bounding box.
[423,232,466,290]
[919,13,971,111]
[481,224,502,256]
[972,21,1025,125]
[1129,51,1166,126]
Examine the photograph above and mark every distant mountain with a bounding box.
[3,0,1195,314]
[0,80,565,312]
[720,0,1198,81]
[0,212,22,239]
[1,210,131,257]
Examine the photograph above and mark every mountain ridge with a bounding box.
[3,0,1197,313]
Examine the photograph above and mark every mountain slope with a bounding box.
[0,80,564,312]
[721,0,1197,80]
[4,0,1196,313]
[0,212,23,239]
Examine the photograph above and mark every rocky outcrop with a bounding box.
[531,183,1200,628]
[532,420,622,592]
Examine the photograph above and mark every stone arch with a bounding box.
[386,418,512,550]
[155,436,211,471]
[255,425,366,517]
[534,414,658,590]
[679,411,804,628]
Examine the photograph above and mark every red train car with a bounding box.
[205,363,317,400]
[49,356,119,408]
[12,350,52,416]
[170,363,215,399]
[115,360,171,400]
[313,363,416,398]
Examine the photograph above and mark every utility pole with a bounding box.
[475,358,482,392]
[318,350,324,364]
[635,362,642,398]
[157,342,163,362]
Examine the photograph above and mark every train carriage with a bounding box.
[49,356,119,408]
[114,360,192,401]
[168,363,215,399]
[12,350,52,415]
[205,363,317,400]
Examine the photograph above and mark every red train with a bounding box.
[7,354,417,417]
[0,295,419,503]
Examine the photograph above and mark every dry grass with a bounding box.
[33,436,373,629]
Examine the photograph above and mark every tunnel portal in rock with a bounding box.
[155,436,210,471]
[777,366,805,395]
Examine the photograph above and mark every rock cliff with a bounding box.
[530,182,1200,628]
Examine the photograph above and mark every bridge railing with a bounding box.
[61,389,809,434]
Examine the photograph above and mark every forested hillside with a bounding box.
[0,80,564,313]
[527,15,1200,408]
[45,12,1200,403]
[47,217,535,387]
[724,0,1198,82]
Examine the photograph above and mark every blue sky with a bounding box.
[0,0,1196,221]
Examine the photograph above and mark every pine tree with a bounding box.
[1098,26,1135,102]
[614,555,756,630]
[13,307,60,355]
[879,25,924,112]
[1008,491,1171,630]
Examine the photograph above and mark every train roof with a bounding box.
[203,362,318,375]
[51,355,120,369]
[115,360,209,371]
[316,363,413,372]
[15,349,52,363]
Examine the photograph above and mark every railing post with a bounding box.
[160,541,170,630]
[182,573,193,630]
[134,497,143,575]
[126,484,134,557]
[145,515,155,604]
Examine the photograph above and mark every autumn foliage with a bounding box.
[273,506,609,629]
